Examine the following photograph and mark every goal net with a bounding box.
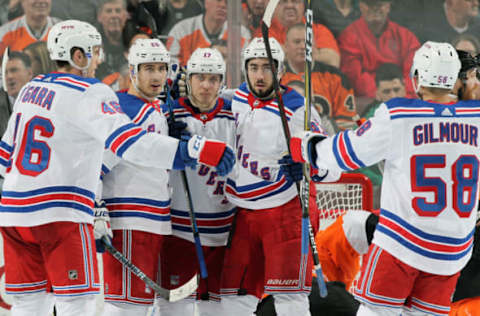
[315,173,373,230]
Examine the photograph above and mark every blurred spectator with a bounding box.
[410,0,480,44]
[0,51,32,136]
[282,23,358,131]
[338,0,420,99]
[5,0,23,22]
[358,63,405,209]
[360,63,405,118]
[242,0,285,42]
[273,0,340,67]
[102,25,151,91]
[159,0,203,36]
[313,0,361,37]
[23,40,56,76]
[167,0,250,66]
[452,33,480,56]
[96,0,129,80]
[0,0,60,54]
[50,0,98,26]
[126,0,166,36]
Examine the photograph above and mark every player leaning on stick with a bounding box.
[291,41,480,316]
[154,47,236,316]
[96,38,178,316]
[219,37,338,316]
[0,20,234,316]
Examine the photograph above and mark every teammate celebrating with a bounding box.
[98,38,173,316]
[220,37,337,316]
[291,41,479,315]
[0,20,234,316]
[155,47,236,316]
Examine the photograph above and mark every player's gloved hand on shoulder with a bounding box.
[167,118,190,139]
[290,131,327,168]
[279,155,303,183]
[93,200,113,253]
[170,64,187,100]
[176,135,235,176]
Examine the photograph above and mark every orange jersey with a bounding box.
[0,16,60,54]
[449,297,480,315]
[252,18,339,53]
[166,14,250,66]
[315,215,360,290]
[282,62,358,130]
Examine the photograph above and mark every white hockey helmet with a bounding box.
[242,37,285,79]
[410,41,461,93]
[186,48,226,96]
[128,38,170,76]
[47,20,102,71]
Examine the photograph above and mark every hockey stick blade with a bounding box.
[2,47,9,92]
[102,237,198,302]
[262,0,280,27]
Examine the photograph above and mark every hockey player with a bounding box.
[154,47,236,316]
[290,41,478,315]
[98,38,173,316]
[0,20,234,316]
[220,37,338,316]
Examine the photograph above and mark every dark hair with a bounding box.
[8,51,32,69]
[375,63,403,86]
[54,47,84,69]
[122,20,152,51]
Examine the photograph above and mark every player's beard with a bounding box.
[247,78,275,100]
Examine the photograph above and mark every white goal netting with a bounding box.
[315,173,373,230]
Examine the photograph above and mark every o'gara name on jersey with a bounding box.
[19,85,56,110]
[413,122,478,147]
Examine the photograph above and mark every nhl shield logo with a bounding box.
[200,114,208,121]
[253,100,260,107]
[68,270,78,280]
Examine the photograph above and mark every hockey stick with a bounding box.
[165,84,209,281]
[102,237,198,302]
[261,0,328,297]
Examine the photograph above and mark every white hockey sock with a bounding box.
[154,297,195,316]
[55,295,96,316]
[273,293,311,316]
[218,294,259,315]
[10,292,54,316]
[102,301,151,316]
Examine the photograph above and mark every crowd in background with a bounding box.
[0,0,479,207]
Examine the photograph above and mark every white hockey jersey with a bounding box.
[314,97,480,275]
[162,97,236,246]
[100,91,171,235]
[0,73,179,227]
[226,82,331,209]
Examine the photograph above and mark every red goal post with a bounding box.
[315,173,373,230]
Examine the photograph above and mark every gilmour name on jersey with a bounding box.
[413,122,478,147]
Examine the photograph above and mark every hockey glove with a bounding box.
[93,200,113,253]
[170,65,187,100]
[279,155,303,183]
[178,135,235,176]
[167,118,190,139]
[290,131,327,169]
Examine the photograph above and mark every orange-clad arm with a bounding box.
[315,215,361,289]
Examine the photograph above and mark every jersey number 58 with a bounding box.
[411,154,479,218]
